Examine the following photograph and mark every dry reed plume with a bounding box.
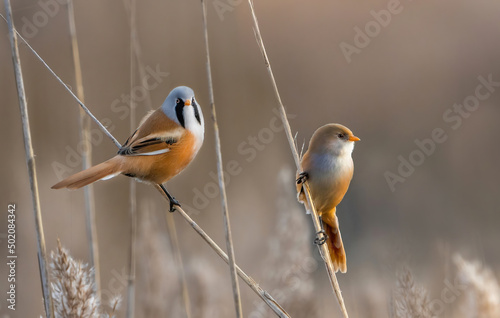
[50,240,121,318]
[391,267,435,318]
[454,254,500,318]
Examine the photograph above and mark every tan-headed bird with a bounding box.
[297,123,359,273]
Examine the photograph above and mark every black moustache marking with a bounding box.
[193,99,201,125]
[175,99,185,128]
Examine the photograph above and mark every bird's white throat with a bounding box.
[183,106,205,153]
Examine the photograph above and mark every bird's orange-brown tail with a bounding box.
[52,157,122,190]
[322,211,347,273]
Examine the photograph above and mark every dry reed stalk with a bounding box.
[165,212,193,318]
[454,254,500,318]
[391,267,434,318]
[259,168,318,317]
[5,17,290,316]
[200,0,243,316]
[3,2,55,317]
[122,1,192,315]
[67,0,101,302]
[50,239,100,318]
[154,184,291,318]
[0,18,122,148]
[245,1,349,316]
[125,1,138,317]
[122,0,153,111]
[136,206,183,316]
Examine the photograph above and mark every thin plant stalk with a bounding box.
[153,186,290,318]
[246,1,349,317]
[200,0,243,316]
[122,1,191,316]
[165,213,192,318]
[122,0,153,111]
[5,20,291,317]
[4,1,54,317]
[0,14,121,149]
[126,1,137,317]
[67,0,101,302]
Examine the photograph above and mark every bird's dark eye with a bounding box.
[338,133,345,139]
[176,98,181,104]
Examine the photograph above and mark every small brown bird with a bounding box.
[297,123,359,273]
[52,86,204,211]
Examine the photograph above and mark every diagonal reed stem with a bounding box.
[245,1,349,317]
[5,17,291,317]
[4,1,54,317]
[0,13,121,149]
[153,186,290,318]
[200,0,243,316]
[126,0,137,316]
[66,0,101,303]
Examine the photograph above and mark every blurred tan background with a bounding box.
[1,0,500,317]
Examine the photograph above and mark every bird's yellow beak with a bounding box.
[185,99,192,106]
[349,135,360,142]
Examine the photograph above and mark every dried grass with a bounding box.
[454,254,500,318]
[391,267,435,318]
[50,240,100,318]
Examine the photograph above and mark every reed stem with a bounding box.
[4,1,54,316]
[245,1,349,316]
[67,0,102,302]
[200,0,243,316]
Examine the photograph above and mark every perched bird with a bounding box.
[52,86,204,211]
[296,123,359,273]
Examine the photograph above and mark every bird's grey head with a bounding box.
[162,86,204,128]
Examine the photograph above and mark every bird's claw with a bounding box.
[314,230,328,245]
[169,197,181,212]
[296,172,309,185]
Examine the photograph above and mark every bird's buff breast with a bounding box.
[307,153,353,214]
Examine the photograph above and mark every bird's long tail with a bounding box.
[322,210,347,273]
[52,157,122,190]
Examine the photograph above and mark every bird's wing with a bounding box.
[118,134,179,156]
[118,109,184,156]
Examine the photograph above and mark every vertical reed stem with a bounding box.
[246,1,349,317]
[4,1,54,316]
[67,0,101,302]
[153,185,291,318]
[200,0,243,316]
[165,213,192,318]
[126,0,137,316]
[3,18,290,316]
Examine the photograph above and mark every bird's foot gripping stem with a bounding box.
[313,216,328,245]
[314,230,328,245]
[296,171,309,185]
[160,184,181,212]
